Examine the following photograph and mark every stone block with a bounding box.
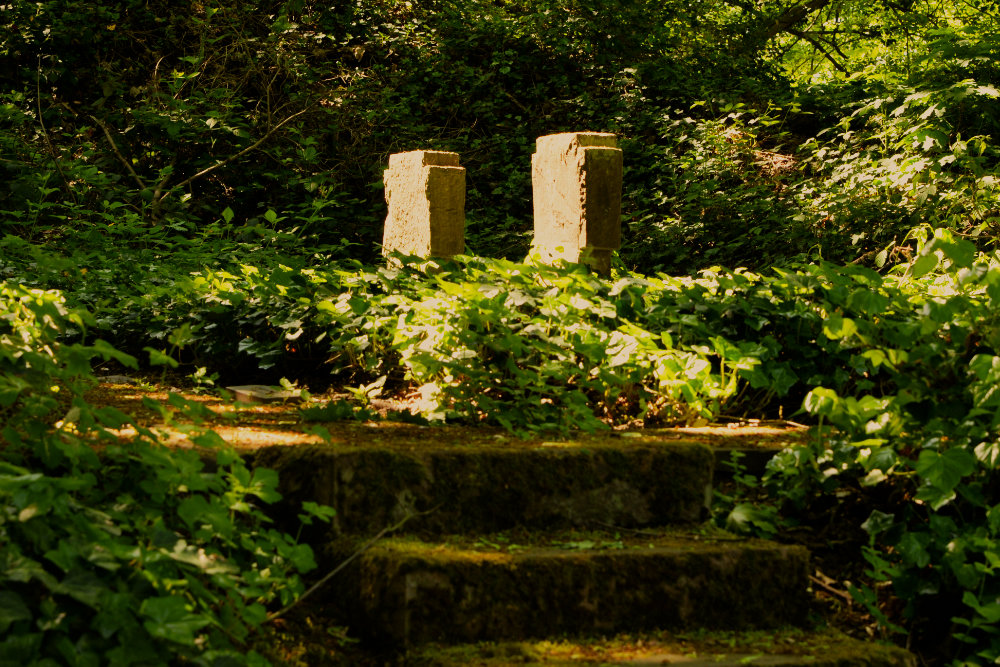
[382,150,466,259]
[252,439,713,537]
[336,534,810,646]
[531,132,623,274]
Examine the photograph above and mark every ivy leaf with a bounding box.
[242,603,268,627]
[144,347,179,368]
[299,501,337,525]
[764,364,798,396]
[92,339,138,369]
[177,495,233,539]
[847,288,889,316]
[910,253,939,278]
[975,441,1000,467]
[896,531,931,568]
[140,596,211,646]
[915,448,977,487]
[726,503,777,537]
[248,467,282,503]
[803,387,839,417]
[915,448,977,509]
[937,236,977,268]
[822,314,857,340]
[57,570,107,608]
[93,406,134,429]
[861,510,895,536]
[963,591,1000,624]
[288,543,317,572]
[0,592,32,632]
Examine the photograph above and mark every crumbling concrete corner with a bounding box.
[531,132,623,274]
[382,150,466,260]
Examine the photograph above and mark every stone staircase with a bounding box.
[254,433,916,666]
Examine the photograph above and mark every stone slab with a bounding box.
[225,384,304,403]
[253,440,714,537]
[330,532,810,646]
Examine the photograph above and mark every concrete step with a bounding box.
[322,528,811,648]
[254,438,714,537]
[402,628,916,666]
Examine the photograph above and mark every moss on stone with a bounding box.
[253,439,714,538]
[404,628,916,666]
[321,528,810,647]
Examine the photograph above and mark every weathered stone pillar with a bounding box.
[382,150,466,259]
[531,132,623,274]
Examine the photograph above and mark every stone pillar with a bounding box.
[382,150,466,259]
[531,132,623,274]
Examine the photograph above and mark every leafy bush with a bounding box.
[0,283,332,665]
[0,243,958,436]
[716,231,1000,663]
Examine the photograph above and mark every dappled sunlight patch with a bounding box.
[85,379,812,453]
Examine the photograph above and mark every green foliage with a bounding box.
[300,399,378,423]
[16,232,1000,660]
[6,0,996,274]
[713,452,782,538]
[0,282,332,665]
[2,243,967,438]
[711,232,1000,663]
[0,0,795,269]
[4,0,1000,663]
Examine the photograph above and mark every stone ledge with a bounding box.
[325,530,811,647]
[254,439,714,537]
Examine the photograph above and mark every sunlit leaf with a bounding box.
[910,253,939,278]
[822,314,858,340]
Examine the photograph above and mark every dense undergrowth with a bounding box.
[5,228,1000,663]
[0,280,337,665]
[4,0,1000,664]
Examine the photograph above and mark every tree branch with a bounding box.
[754,0,836,44]
[158,105,313,205]
[89,115,147,191]
[787,28,850,72]
[36,58,77,204]
[265,506,435,624]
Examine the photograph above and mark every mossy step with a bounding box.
[403,628,916,666]
[323,528,810,648]
[254,439,713,537]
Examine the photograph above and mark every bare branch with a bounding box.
[756,0,836,43]
[89,115,147,191]
[36,58,77,204]
[787,28,850,72]
[265,507,435,624]
[158,105,313,204]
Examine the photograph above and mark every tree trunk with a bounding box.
[749,0,836,46]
